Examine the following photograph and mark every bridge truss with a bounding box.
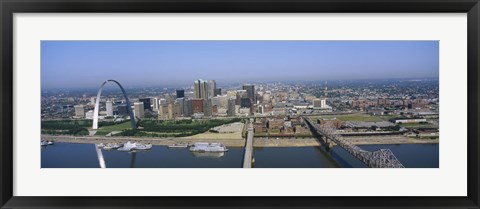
[305,118,404,168]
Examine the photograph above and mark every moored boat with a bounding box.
[103,143,122,150]
[117,141,152,151]
[191,151,225,158]
[117,146,133,152]
[117,141,136,151]
[40,140,48,146]
[189,142,228,152]
[97,143,105,148]
[168,143,188,148]
[47,141,54,145]
[135,143,152,150]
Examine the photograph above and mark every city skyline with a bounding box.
[41,41,439,89]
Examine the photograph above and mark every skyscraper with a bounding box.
[153,97,159,110]
[74,105,85,118]
[204,99,212,117]
[106,101,113,116]
[176,90,185,99]
[134,102,144,119]
[176,98,185,115]
[117,104,128,115]
[236,90,247,106]
[194,79,209,99]
[184,99,193,117]
[243,84,255,103]
[168,103,181,119]
[208,80,216,98]
[158,104,168,120]
[227,98,236,117]
[139,98,151,111]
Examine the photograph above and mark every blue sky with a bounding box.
[41,41,439,89]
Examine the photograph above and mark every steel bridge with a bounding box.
[304,117,405,168]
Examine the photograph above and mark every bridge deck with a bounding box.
[243,123,254,168]
[304,117,404,168]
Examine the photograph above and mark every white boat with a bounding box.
[135,143,152,150]
[47,141,54,145]
[189,142,228,152]
[40,140,48,146]
[103,143,122,150]
[117,141,152,151]
[191,151,225,158]
[168,143,188,148]
[117,146,133,152]
[97,143,105,148]
[117,141,136,151]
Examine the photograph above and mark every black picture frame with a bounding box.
[1,0,479,208]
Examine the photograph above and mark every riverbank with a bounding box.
[341,135,439,145]
[41,134,246,147]
[42,134,438,148]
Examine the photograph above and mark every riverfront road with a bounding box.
[243,121,254,168]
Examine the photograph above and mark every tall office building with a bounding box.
[106,101,113,116]
[208,80,216,98]
[192,98,204,113]
[153,98,159,110]
[194,79,209,99]
[74,105,85,118]
[176,98,185,115]
[211,95,228,109]
[117,104,128,115]
[90,97,96,105]
[236,90,247,106]
[184,99,193,117]
[134,102,144,119]
[203,99,212,117]
[313,98,327,108]
[168,103,181,119]
[158,104,169,120]
[176,90,185,99]
[139,98,151,111]
[321,99,327,108]
[227,98,236,117]
[159,98,167,105]
[241,98,252,108]
[243,84,255,103]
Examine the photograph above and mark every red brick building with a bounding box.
[192,98,204,113]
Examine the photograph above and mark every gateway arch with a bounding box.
[93,80,136,130]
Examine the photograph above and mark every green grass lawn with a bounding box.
[98,121,133,132]
[94,130,113,136]
[377,114,400,121]
[399,123,438,129]
[114,118,243,137]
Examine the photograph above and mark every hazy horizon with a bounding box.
[41,41,439,89]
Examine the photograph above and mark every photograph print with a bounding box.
[41,41,439,168]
